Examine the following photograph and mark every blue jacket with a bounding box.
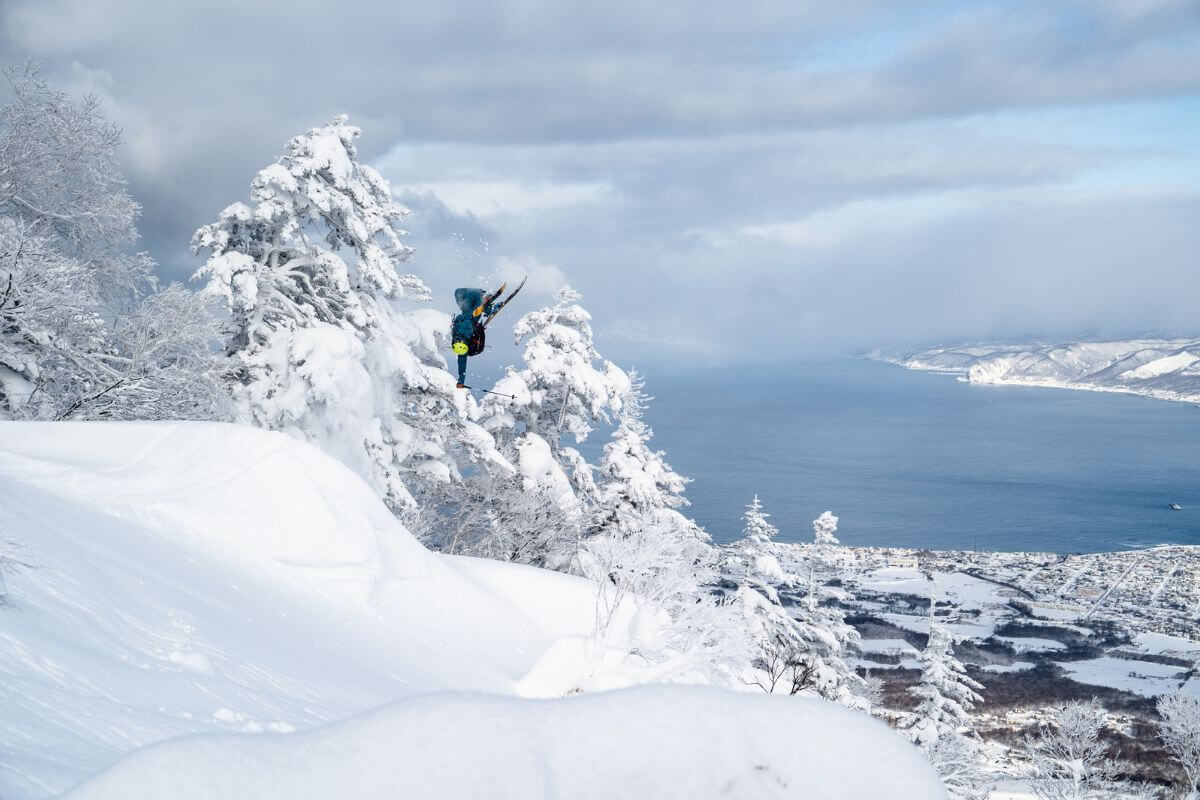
[452,288,500,340]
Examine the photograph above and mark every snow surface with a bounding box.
[858,638,921,657]
[981,661,1036,674]
[1057,657,1188,698]
[66,685,945,800]
[995,636,1066,653]
[1133,631,1200,657]
[0,421,943,799]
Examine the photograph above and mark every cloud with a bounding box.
[2,0,1197,363]
[394,180,611,219]
[494,254,568,297]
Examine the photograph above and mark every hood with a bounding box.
[454,287,484,314]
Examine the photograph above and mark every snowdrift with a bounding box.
[0,422,597,797]
[65,685,944,800]
[0,421,942,799]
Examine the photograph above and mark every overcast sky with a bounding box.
[3,0,1197,367]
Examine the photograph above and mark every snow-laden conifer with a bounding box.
[456,286,628,563]
[588,372,693,538]
[722,501,869,706]
[743,495,779,546]
[194,115,501,510]
[481,285,629,458]
[901,618,984,745]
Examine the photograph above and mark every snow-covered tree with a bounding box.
[481,285,629,462]
[901,618,984,745]
[1158,692,1200,800]
[722,501,868,705]
[0,64,224,421]
[743,495,779,546]
[459,286,628,564]
[1024,700,1122,800]
[577,515,750,688]
[924,732,994,800]
[440,460,579,569]
[588,372,696,538]
[812,510,840,546]
[0,62,145,284]
[194,115,501,511]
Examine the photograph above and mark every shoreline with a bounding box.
[867,341,1200,407]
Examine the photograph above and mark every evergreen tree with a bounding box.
[455,286,628,565]
[742,495,779,547]
[588,372,694,539]
[481,285,629,455]
[901,618,984,745]
[723,501,867,705]
[194,115,500,511]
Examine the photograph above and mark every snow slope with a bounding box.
[67,686,944,800]
[0,422,597,797]
[870,339,1200,404]
[0,421,943,799]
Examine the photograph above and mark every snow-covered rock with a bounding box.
[872,338,1200,404]
[64,685,945,800]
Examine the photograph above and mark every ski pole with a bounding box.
[460,385,515,400]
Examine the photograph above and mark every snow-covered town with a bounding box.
[751,536,1200,795]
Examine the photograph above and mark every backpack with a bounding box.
[466,324,486,356]
[451,315,486,356]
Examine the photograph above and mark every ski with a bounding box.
[472,283,505,318]
[481,276,527,328]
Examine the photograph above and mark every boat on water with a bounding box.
[1170,503,1183,511]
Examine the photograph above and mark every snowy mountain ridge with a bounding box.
[870,338,1200,404]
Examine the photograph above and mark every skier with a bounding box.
[451,287,502,388]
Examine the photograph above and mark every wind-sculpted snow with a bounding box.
[64,686,945,800]
[0,422,943,799]
[871,338,1200,404]
[0,422,597,798]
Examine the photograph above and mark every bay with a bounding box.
[625,358,1200,553]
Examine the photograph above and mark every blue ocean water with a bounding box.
[625,358,1200,553]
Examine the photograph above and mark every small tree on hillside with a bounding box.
[900,618,984,745]
[743,495,779,546]
[924,732,994,800]
[724,500,868,705]
[588,372,695,538]
[578,513,750,688]
[1024,700,1122,800]
[1158,692,1200,800]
